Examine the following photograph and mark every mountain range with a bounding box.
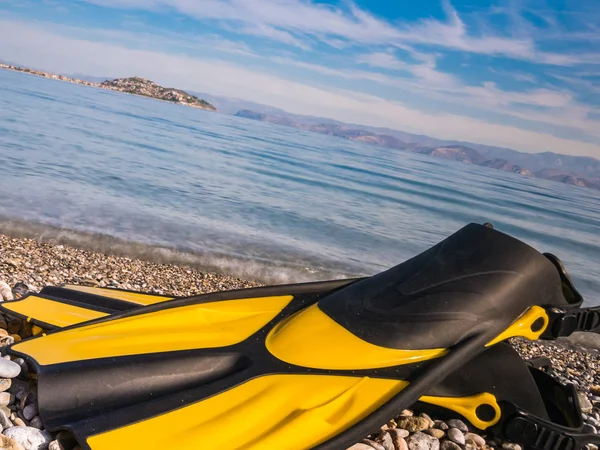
[205,105,600,191]
[50,73,600,192]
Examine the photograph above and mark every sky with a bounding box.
[1,0,600,157]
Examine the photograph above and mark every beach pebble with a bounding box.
[446,419,468,433]
[440,441,461,450]
[419,413,434,428]
[347,445,375,450]
[10,284,29,300]
[0,434,25,450]
[580,392,594,413]
[405,431,440,450]
[0,410,13,430]
[0,332,7,339]
[0,361,19,381]
[10,361,25,378]
[400,410,413,417]
[0,381,11,394]
[388,429,409,439]
[396,416,430,433]
[48,441,64,450]
[3,427,52,450]
[501,443,522,450]
[465,433,486,447]
[425,429,445,439]
[393,437,408,450]
[591,386,600,396]
[375,432,394,450]
[0,282,14,301]
[27,418,41,431]
[0,338,14,349]
[0,395,14,408]
[22,406,37,422]
[447,428,465,446]
[11,421,24,429]
[583,424,597,434]
[433,421,449,431]
[360,439,385,450]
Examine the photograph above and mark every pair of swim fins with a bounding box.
[2,222,600,450]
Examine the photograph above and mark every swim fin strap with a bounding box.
[5,223,600,450]
[416,342,600,450]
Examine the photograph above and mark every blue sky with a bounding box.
[1,0,599,157]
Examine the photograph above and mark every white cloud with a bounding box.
[2,18,599,158]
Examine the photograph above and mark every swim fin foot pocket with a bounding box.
[1,222,598,450]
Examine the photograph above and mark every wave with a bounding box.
[0,217,363,285]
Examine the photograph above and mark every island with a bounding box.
[100,77,216,110]
[0,63,216,111]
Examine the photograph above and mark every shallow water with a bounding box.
[1,69,599,305]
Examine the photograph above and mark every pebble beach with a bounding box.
[0,232,599,450]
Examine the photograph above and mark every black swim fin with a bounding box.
[3,223,599,450]
[414,342,600,450]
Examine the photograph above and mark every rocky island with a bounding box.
[100,77,216,110]
[0,63,216,111]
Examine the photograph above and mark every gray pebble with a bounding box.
[579,392,594,413]
[0,359,21,379]
[388,429,410,439]
[447,428,465,446]
[29,416,42,430]
[405,431,440,450]
[440,441,462,450]
[347,445,376,450]
[434,421,449,431]
[420,413,435,428]
[446,419,468,433]
[502,443,522,450]
[0,408,14,430]
[0,379,11,393]
[12,359,27,375]
[465,433,486,447]
[361,439,385,450]
[22,404,38,421]
[375,432,394,450]
[0,336,15,348]
[583,423,597,434]
[4,426,53,450]
[0,392,14,407]
[393,437,408,450]
[0,434,25,450]
[49,441,65,450]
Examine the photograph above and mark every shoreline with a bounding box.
[0,232,599,449]
[0,64,217,111]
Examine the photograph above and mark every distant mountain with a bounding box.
[234,109,600,192]
[415,145,485,164]
[189,93,290,116]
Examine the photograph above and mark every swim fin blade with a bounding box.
[1,284,178,329]
[4,223,599,450]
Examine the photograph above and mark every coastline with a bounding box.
[0,231,599,449]
[0,63,217,111]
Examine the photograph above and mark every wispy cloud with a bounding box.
[2,18,599,157]
[2,0,599,157]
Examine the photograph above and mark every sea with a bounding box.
[1,68,599,307]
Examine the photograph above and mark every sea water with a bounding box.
[1,68,599,307]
